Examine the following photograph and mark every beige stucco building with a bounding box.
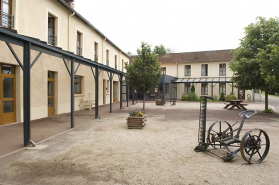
[157,50,252,100]
[0,0,130,126]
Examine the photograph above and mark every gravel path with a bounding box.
[0,102,278,185]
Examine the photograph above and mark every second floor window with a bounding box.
[74,76,82,94]
[201,64,208,76]
[77,32,82,56]
[219,63,226,76]
[106,50,109,65]
[94,42,98,62]
[201,83,208,95]
[48,14,56,46]
[122,59,124,71]
[115,55,117,69]
[161,67,166,75]
[0,0,13,28]
[185,65,191,76]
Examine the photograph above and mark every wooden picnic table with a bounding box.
[223,100,247,110]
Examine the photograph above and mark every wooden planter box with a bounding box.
[126,116,147,129]
[156,100,165,105]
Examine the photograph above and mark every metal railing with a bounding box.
[48,34,57,46]
[77,47,82,56]
[0,11,14,28]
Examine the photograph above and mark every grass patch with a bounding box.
[263,108,275,113]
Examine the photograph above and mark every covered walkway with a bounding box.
[0,101,133,157]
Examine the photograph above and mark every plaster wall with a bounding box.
[0,0,129,123]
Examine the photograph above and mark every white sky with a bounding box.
[75,0,279,54]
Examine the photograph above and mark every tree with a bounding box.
[153,44,174,55]
[229,17,279,110]
[125,42,162,110]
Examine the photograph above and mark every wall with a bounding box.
[0,0,129,123]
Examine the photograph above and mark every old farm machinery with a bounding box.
[194,96,270,164]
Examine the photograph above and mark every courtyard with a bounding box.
[0,101,279,184]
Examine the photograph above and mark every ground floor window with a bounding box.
[74,76,82,94]
[219,83,226,95]
[201,83,208,95]
[185,83,191,95]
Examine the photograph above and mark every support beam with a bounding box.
[63,58,71,77]
[95,66,99,119]
[6,41,24,71]
[232,82,234,94]
[74,63,81,75]
[30,52,42,69]
[109,72,113,113]
[71,58,75,128]
[132,88,135,105]
[126,84,129,107]
[120,74,123,109]
[23,42,31,146]
[211,82,213,98]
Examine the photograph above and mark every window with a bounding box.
[0,0,13,28]
[185,65,191,76]
[185,83,191,95]
[106,50,109,65]
[201,64,208,76]
[115,55,117,69]
[74,76,82,94]
[77,32,82,56]
[161,67,166,75]
[122,59,124,71]
[219,63,226,76]
[48,14,56,46]
[201,83,208,95]
[219,83,226,95]
[94,42,98,62]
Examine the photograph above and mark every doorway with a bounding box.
[0,64,16,125]
[48,71,55,116]
[113,81,118,102]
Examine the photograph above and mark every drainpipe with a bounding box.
[119,51,122,70]
[102,38,107,64]
[68,12,75,51]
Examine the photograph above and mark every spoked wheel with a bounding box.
[207,121,233,148]
[240,128,270,164]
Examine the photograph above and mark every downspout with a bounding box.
[68,12,76,51]
[119,51,122,70]
[102,38,107,64]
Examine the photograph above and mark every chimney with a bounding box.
[64,0,75,9]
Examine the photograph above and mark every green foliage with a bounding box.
[181,92,199,101]
[181,94,187,101]
[263,108,275,113]
[225,94,237,101]
[153,44,174,55]
[125,42,162,93]
[219,92,225,101]
[229,17,279,92]
[191,85,195,93]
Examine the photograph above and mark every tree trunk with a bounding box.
[143,92,145,110]
[265,90,268,111]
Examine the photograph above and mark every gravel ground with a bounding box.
[0,102,278,185]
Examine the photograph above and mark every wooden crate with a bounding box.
[126,116,147,129]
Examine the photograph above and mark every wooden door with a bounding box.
[48,71,55,116]
[113,82,117,102]
[0,64,16,125]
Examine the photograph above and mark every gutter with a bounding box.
[56,0,130,59]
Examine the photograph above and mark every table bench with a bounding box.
[223,100,247,110]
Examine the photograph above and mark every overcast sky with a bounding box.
[75,0,279,54]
